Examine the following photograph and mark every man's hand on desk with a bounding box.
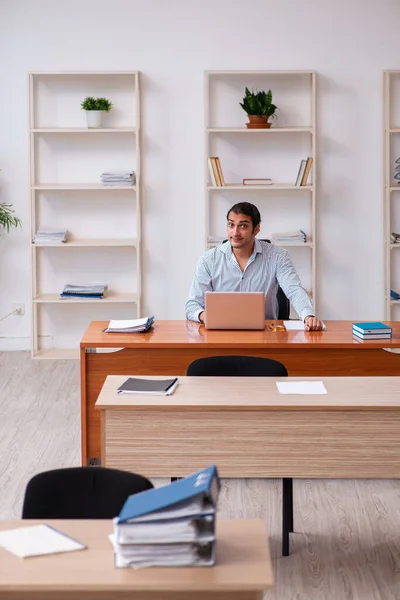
[304,316,323,331]
[199,311,206,325]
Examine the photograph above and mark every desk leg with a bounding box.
[282,477,293,557]
[80,346,87,465]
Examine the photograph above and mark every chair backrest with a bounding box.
[186,355,288,377]
[276,285,290,320]
[22,466,153,519]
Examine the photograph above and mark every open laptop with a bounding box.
[204,292,266,330]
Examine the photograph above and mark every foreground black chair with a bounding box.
[22,466,153,519]
[186,355,293,556]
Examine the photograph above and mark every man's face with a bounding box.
[227,212,260,249]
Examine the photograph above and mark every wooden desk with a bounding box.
[96,375,400,479]
[0,519,272,600]
[81,320,400,461]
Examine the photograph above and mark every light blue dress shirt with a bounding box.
[185,239,314,322]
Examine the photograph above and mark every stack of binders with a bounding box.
[111,465,220,568]
[352,322,392,341]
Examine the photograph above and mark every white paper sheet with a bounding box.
[0,524,86,558]
[276,381,327,395]
[283,320,327,331]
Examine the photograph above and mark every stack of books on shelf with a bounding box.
[104,317,154,333]
[267,230,307,244]
[110,465,220,568]
[391,232,400,244]
[33,229,68,244]
[207,157,225,187]
[352,322,392,341]
[100,171,136,187]
[207,236,225,248]
[60,284,107,299]
[242,178,272,186]
[395,158,400,183]
[295,157,313,186]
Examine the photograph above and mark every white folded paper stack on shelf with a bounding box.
[267,230,307,244]
[100,171,136,187]
[33,229,68,243]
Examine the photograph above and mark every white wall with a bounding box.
[1,0,400,350]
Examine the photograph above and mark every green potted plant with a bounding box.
[0,202,22,233]
[81,96,113,129]
[239,88,277,129]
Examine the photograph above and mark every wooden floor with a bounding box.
[1,352,400,599]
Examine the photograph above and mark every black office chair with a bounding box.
[22,466,153,519]
[186,355,293,557]
[186,355,287,377]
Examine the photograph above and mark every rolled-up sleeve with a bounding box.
[185,253,214,322]
[276,249,314,321]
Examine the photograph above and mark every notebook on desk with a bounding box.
[204,292,265,330]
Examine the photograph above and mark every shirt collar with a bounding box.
[218,238,263,257]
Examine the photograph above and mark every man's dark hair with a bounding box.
[226,202,261,230]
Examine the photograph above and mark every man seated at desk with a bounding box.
[185,201,323,331]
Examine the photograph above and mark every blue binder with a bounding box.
[118,466,220,524]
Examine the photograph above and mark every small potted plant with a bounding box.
[81,96,113,128]
[0,202,22,233]
[239,88,277,129]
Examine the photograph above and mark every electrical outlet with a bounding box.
[12,303,25,316]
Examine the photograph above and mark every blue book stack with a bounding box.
[111,465,220,568]
[352,322,392,341]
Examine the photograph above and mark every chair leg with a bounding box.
[282,477,293,556]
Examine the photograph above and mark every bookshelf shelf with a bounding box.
[32,183,136,191]
[31,127,137,133]
[208,183,313,191]
[29,71,142,358]
[205,70,316,315]
[32,238,137,247]
[384,71,400,317]
[33,292,138,303]
[207,126,312,134]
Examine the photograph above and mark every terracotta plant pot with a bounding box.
[246,115,271,129]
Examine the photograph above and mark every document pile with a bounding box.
[60,284,107,299]
[391,232,400,244]
[111,465,220,568]
[33,229,68,244]
[394,157,400,182]
[100,171,136,187]
[352,321,392,341]
[117,376,178,396]
[267,230,307,244]
[104,317,154,333]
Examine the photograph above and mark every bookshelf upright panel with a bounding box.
[204,70,316,315]
[28,72,142,358]
[383,70,400,318]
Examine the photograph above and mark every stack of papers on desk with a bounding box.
[111,465,220,567]
[0,524,85,558]
[104,317,154,333]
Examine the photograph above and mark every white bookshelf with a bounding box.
[28,71,141,359]
[204,70,316,315]
[383,70,400,317]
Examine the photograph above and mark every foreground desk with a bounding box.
[0,519,272,600]
[97,375,400,479]
[81,320,400,461]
